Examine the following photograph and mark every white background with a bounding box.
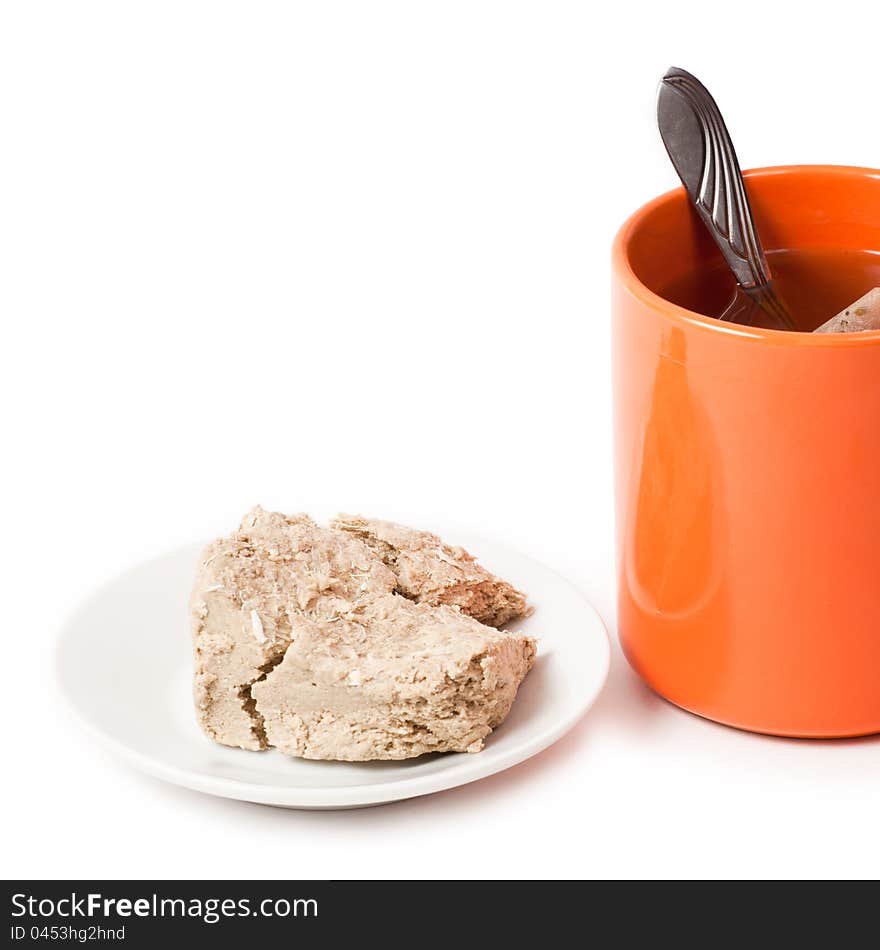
[4,1,879,880]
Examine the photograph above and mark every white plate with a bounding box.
[56,532,610,809]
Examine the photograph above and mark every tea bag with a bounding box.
[814,288,880,334]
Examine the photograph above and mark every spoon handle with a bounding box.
[657,67,772,291]
[657,67,796,330]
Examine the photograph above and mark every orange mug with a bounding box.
[612,165,880,737]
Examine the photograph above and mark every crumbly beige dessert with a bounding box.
[191,507,397,751]
[815,288,880,334]
[191,507,535,760]
[331,515,531,628]
[251,595,536,760]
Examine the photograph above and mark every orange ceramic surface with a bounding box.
[611,165,880,737]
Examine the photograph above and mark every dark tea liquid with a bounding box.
[660,248,880,332]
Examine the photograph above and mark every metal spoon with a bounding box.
[657,67,796,330]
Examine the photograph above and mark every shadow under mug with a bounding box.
[612,165,880,737]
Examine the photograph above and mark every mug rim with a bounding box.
[612,164,880,347]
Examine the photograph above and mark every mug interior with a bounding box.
[619,166,880,330]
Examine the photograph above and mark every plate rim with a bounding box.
[55,536,611,809]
